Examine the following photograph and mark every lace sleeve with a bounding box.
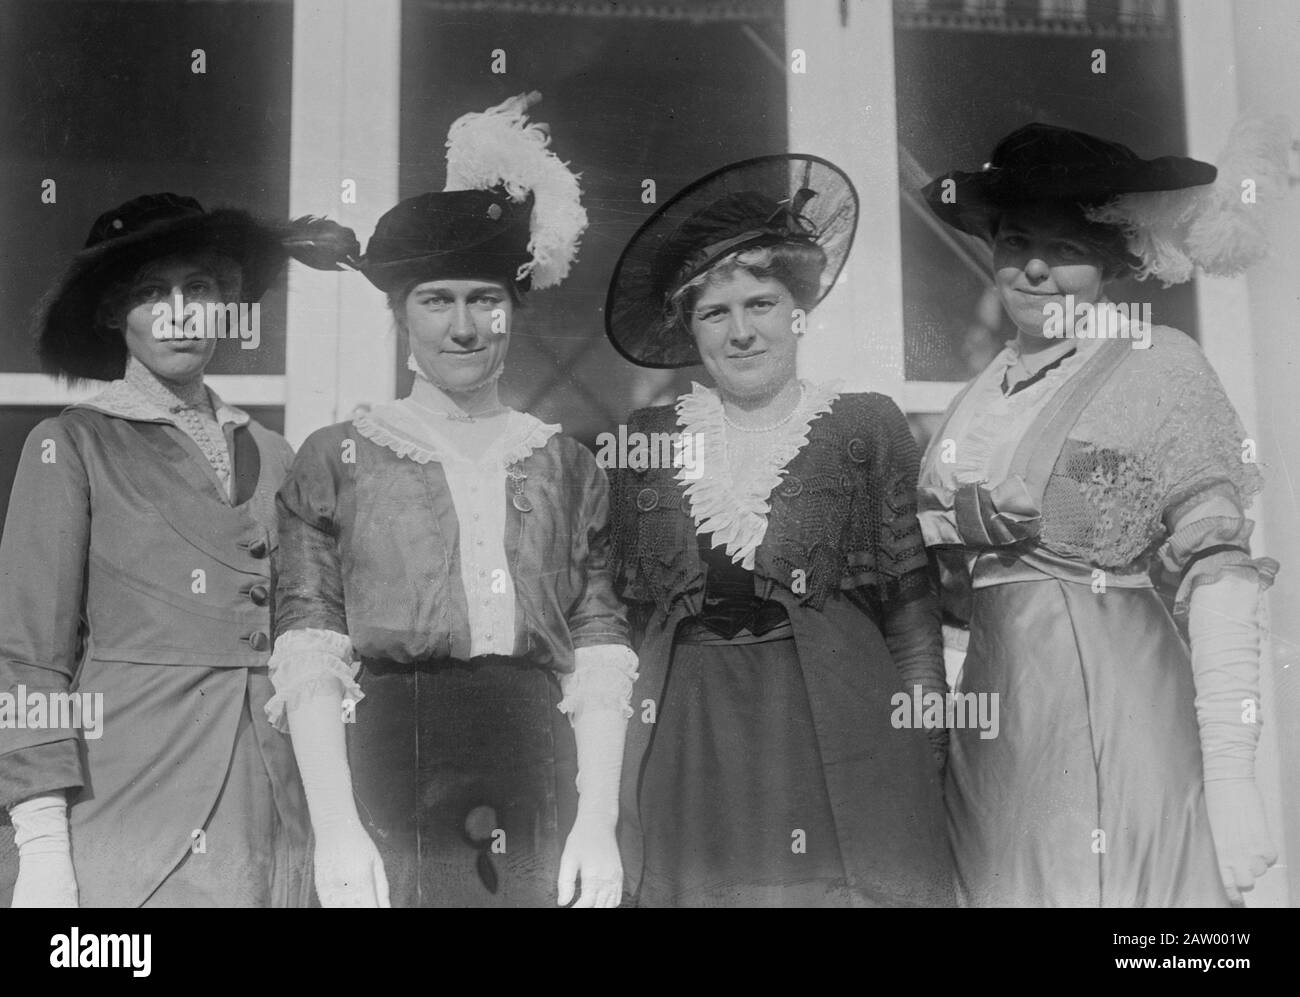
[870,394,933,607]
[1060,328,1272,574]
[1147,338,1275,616]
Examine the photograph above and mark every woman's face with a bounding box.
[689,270,799,404]
[992,204,1107,338]
[403,279,512,393]
[117,256,225,382]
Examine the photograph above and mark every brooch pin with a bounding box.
[507,463,532,512]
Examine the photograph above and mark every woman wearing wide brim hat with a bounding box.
[605,155,954,907]
[917,121,1286,907]
[0,194,357,907]
[268,92,636,908]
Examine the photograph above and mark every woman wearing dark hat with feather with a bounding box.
[268,93,636,908]
[918,122,1283,906]
[0,194,355,906]
[605,156,953,907]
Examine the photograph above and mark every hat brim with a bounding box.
[605,154,859,370]
[360,243,533,297]
[922,156,1217,238]
[36,210,289,381]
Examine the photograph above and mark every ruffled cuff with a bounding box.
[1174,551,1279,621]
[557,644,639,723]
[1158,514,1278,619]
[264,628,363,734]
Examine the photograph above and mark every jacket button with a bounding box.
[848,438,869,463]
[247,538,269,559]
[778,475,803,498]
[636,487,660,512]
[247,631,270,652]
[249,584,269,606]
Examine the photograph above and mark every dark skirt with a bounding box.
[948,579,1228,907]
[637,632,852,907]
[348,656,578,908]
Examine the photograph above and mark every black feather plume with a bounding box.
[282,215,361,271]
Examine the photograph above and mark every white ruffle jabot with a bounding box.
[676,379,840,570]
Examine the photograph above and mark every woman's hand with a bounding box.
[12,851,79,908]
[314,818,390,908]
[557,813,622,908]
[1204,779,1277,905]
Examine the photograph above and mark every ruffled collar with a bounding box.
[676,379,840,569]
[76,361,248,430]
[353,393,559,468]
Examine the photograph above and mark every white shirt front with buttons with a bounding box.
[438,446,516,658]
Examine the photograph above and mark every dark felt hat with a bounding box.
[605,154,858,369]
[922,122,1218,238]
[359,188,536,297]
[37,193,359,381]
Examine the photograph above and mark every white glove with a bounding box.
[10,793,78,908]
[286,684,389,908]
[556,645,636,909]
[1187,572,1278,903]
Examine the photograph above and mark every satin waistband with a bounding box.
[969,547,1154,590]
[675,618,795,645]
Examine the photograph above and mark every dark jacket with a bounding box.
[611,392,954,907]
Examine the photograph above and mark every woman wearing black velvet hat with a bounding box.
[605,156,954,907]
[0,194,354,907]
[268,93,636,908]
[918,122,1283,906]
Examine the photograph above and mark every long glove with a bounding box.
[884,593,949,772]
[556,644,636,909]
[286,685,390,908]
[1187,572,1278,904]
[9,793,78,908]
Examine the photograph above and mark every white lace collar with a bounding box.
[77,366,248,430]
[676,379,841,570]
[353,395,560,468]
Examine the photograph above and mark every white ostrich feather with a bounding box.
[444,91,587,290]
[1085,116,1292,286]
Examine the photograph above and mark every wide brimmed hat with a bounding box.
[359,188,535,294]
[922,122,1217,239]
[605,154,858,369]
[362,91,587,299]
[37,192,359,381]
